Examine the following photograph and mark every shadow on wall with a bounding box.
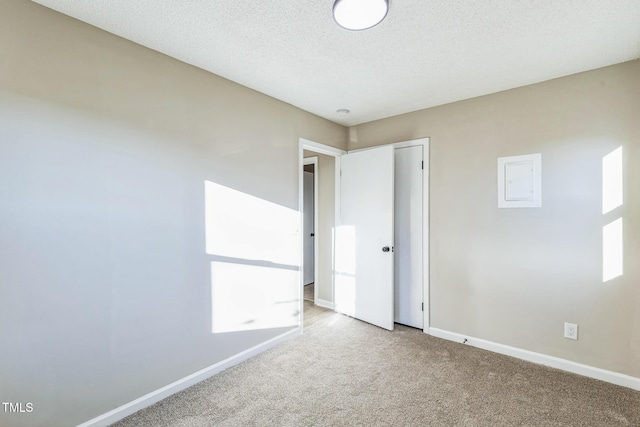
[204,181,300,333]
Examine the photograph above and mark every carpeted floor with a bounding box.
[112,308,640,426]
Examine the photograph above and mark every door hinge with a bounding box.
[421,161,424,170]
[421,302,424,311]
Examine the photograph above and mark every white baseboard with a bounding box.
[314,299,335,310]
[77,327,301,427]
[428,327,640,392]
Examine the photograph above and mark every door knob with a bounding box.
[382,246,390,252]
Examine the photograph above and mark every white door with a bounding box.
[337,146,395,330]
[394,146,423,328]
[303,170,314,285]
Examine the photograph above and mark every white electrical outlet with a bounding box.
[564,322,578,340]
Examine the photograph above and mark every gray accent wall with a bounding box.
[0,1,347,426]
[350,60,640,379]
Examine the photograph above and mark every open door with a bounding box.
[336,145,394,330]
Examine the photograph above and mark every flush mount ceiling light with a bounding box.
[333,0,389,31]
[336,108,350,115]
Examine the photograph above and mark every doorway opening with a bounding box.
[298,139,346,329]
[298,138,429,332]
[303,157,317,303]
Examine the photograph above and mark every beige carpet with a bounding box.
[112,310,640,426]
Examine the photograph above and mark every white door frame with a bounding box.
[344,138,430,331]
[298,137,429,332]
[298,138,346,326]
[302,156,319,294]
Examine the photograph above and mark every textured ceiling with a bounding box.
[32,0,640,126]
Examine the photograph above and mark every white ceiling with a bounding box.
[32,0,640,126]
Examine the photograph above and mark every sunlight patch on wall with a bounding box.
[205,181,299,265]
[210,262,298,333]
[603,218,623,282]
[602,147,623,215]
[601,146,623,283]
[204,181,300,333]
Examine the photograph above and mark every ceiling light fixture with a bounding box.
[333,0,389,31]
[336,108,350,115]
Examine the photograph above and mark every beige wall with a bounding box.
[303,151,336,303]
[0,1,346,426]
[350,60,640,378]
